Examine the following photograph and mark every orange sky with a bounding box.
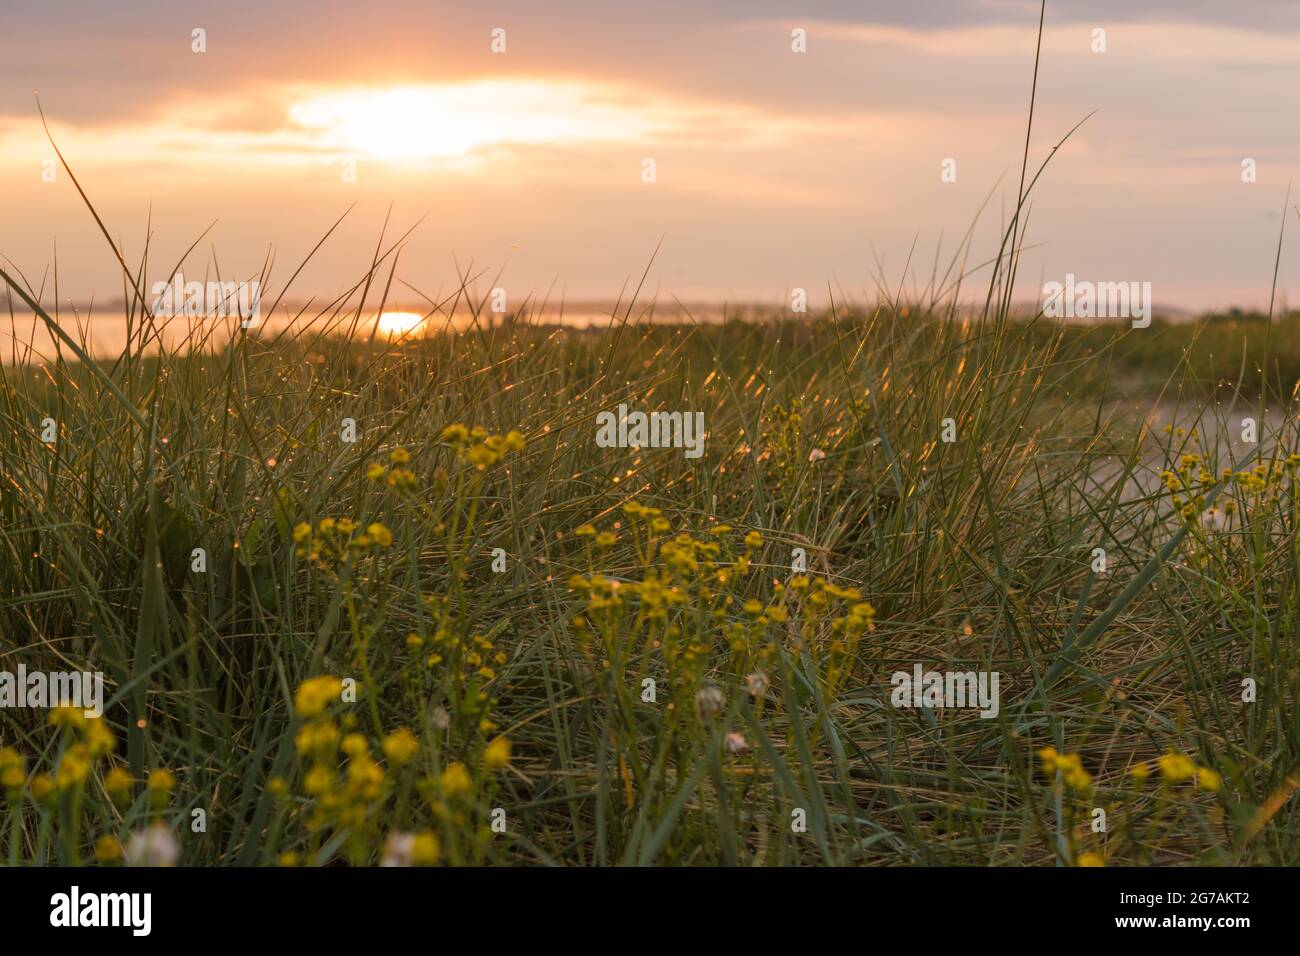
[3,1,1300,313]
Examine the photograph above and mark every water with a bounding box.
[1,303,740,363]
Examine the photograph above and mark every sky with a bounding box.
[3,0,1300,315]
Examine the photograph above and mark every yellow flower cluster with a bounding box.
[440,424,525,470]
[1157,428,1300,525]
[1159,450,1218,523]
[147,768,177,811]
[0,747,26,798]
[291,676,431,862]
[569,502,876,693]
[2,709,175,863]
[366,446,418,489]
[295,676,344,718]
[1131,750,1221,790]
[293,517,394,563]
[1038,747,1093,791]
[1228,460,1288,496]
[45,707,119,797]
[412,596,509,685]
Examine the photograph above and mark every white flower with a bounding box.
[695,685,724,719]
[723,732,750,754]
[381,832,416,867]
[124,823,180,867]
[808,448,827,462]
[1202,507,1227,531]
[745,672,768,699]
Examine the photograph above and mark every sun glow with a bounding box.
[288,81,653,161]
[376,311,425,336]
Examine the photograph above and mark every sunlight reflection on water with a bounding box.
[1,304,738,363]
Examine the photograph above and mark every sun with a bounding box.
[376,311,425,336]
[287,81,652,161]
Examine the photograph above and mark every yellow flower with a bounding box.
[146,768,175,810]
[595,531,617,549]
[388,467,417,488]
[412,831,440,865]
[382,728,420,767]
[744,530,763,549]
[367,523,393,547]
[104,766,133,804]
[85,718,116,758]
[295,720,341,759]
[1076,852,1104,867]
[1,748,26,792]
[440,424,469,444]
[440,761,472,799]
[295,676,343,718]
[56,747,92,790]
[303,764,333,796]
[49,705,86,731]
[340,733,370,758]
[29,774,56,805]
[1065,767,1092,790]
[575,524,597,537]
[484,736,511,772]
[336,517,356,535]
[94,836,123,863]
[1157,750,1197,783]
[389,447,410,465]
[1196,766,1222,792]
[465,444,500,469]
[1038,747,1090,789]
[293,521,312,542]
[365,462,386,481]
[1130,762,1150,781]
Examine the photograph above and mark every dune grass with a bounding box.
[3,270,1300,866]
